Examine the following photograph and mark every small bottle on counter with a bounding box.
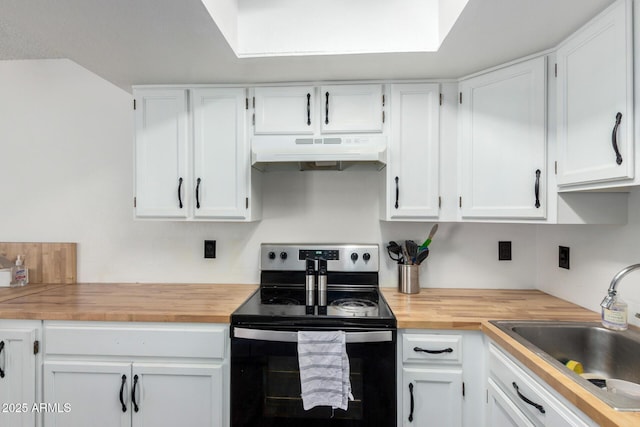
[601,294,628,331]
[13,255,29,286]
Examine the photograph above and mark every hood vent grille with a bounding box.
[251,135,387,171]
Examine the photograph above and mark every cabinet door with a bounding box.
[131,363,224,427]
[487,379,535,427]
[0,327,38,427]
[556,0,633,186]
[401,367,463,427]
[459,57,546,219]
[44,361,131,427]
[191,88,248,219]
[134,89,189,218]
[387,84,440,219]
[253,86,315,134]
[320,84,384,133]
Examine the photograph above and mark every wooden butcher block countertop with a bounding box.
[0,284,636,425]
[380,288,600,329]
[0,283,258,323]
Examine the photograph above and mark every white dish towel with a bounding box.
[297,330,354,411]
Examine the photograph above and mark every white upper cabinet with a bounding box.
[134,87,260,222]
[556,0,634,188]
[253,86,316,135]
[191,88,250,219]
[250,84,384,136]
[382,83,440,220]
[459,56,547,220]
[320,84,384,133]
[134,89,189,218]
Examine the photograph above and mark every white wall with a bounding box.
[537,188,640,327]
[0,59,538,288]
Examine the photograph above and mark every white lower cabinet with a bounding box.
[402,367,463,426]
[488,343,596,427]
[0,320,41,427]
[488,378,536,427]
[399,330,485,427]
[42,322,229,427]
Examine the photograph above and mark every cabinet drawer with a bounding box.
[402,333,462,364]
[44,321,227,359]
[489,344,591,427]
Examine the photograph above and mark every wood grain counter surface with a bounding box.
[380,288,600,329]
[0,285,636,425]
[381,288,638,427]
[0,283,258,323]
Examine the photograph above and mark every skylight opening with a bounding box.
[202,0,469,58]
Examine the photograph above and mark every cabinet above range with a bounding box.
[249,84,388,170]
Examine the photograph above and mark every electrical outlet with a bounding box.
[498,241,512,261]
[559,246,570,269]
[204,240,216,259]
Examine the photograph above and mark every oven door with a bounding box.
[231,327,396,427]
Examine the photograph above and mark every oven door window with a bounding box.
[231,336,395,426]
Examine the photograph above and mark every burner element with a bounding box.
[329,298,378,317]
[264,297,301,306]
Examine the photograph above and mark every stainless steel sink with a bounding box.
[490,320,640,411]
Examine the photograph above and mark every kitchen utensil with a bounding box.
[405,240,418,263]
[401,245,411,265]
[415,248,429,265]
[419,224,439,250]
[386,241,403,263]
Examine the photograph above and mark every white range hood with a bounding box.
[251,135,387,171]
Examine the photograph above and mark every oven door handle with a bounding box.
[233,327,393,343]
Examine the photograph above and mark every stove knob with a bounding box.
[280,251,288,260]
[350,253,358,262]
[363,252,371,261]
[268,251,276,260]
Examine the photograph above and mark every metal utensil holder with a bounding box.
[398,264,420,294]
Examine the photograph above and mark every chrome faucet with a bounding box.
[601,264,640,309]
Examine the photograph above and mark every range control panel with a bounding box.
[260,244,378,272]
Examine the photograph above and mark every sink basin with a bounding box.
[490,320,640,411]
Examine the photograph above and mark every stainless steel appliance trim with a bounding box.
[260,243,379,272]
[234,327,393,343]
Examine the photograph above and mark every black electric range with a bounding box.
[231,244,396,330]
[230,244,397,427]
